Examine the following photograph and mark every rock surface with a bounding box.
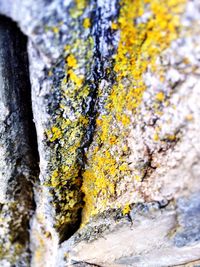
[0,0,200,266]
[0,16,38,266]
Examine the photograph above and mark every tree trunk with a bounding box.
[0,0,200,266]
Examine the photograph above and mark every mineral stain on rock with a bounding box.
[0,16,39,265]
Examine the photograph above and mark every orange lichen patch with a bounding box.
[185,114,193,121]
[109,135,117,145]
[82,0,186,224]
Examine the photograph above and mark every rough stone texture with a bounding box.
[0,16,38,266]
[0,0,200,266]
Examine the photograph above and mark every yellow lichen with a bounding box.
[70,0,89,18]
[111,22,118,30]
[75,0,87,11]
[66,54,77,68]
[122,203,131,215]
[153,132,159,141]
[47,126,62,142]
[155,92,165,102]
[81,0,186,224]
[83,18,91,29]
[67,69,84,87]
[45,30,94,231]
[52,26,59,34]
[165,134,177,141]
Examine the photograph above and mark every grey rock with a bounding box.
[0,16,39,266]
[174,193,200,247]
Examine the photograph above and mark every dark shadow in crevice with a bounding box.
[0,15,39,260]
[0,15,39,162]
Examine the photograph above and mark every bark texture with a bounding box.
[0,0,200,266]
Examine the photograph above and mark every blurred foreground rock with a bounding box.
[0,0,200,266]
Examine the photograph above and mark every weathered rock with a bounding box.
[0,0,200,266]
[0,16,39,266]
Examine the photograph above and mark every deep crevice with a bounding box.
[77,0,121,225]
[53,3,107,243]
[0,15,39,263]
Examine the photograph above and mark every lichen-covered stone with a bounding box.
[0,0,200,266]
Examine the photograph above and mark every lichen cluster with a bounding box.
[81,0,186,224]
[43,0,186,231]
[45,0,93,235]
